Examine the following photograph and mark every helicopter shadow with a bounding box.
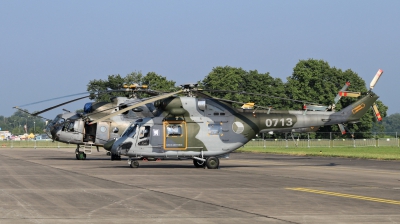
[97,163,265,169]
[41,157,121,161]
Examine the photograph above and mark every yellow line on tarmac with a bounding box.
[286,188,400,205]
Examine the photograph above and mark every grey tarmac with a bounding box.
[0,148,400,224]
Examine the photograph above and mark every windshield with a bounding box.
[121,124,138,138]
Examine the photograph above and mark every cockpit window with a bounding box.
[138,126,150,146]
[62,121,74,132]
[51,116,64,127]
[122,124,138,138]
[55,118,65,130]
[139,126,150,139]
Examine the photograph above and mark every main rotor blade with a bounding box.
[89,90,183,125]
[15,89,157,116]
[30,95,90,116]
[17,91,89,107]
[199,89,323,105]
[13,107,51,121]
[333,81,350,104]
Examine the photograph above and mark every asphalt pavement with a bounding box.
[0,147,400,223]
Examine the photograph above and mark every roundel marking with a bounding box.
[232,122,244,134]
[100,126,107,133]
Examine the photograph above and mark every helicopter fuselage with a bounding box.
[110,93,378,160]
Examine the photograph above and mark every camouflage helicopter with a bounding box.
[91,70,384,169]
[264,71,382,137]
[14,84,162,160]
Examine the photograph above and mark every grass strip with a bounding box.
[236,146,400,160]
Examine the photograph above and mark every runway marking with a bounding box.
[286,188,400,205]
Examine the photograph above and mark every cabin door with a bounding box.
[95,122,109,145]
[163,121,187,150]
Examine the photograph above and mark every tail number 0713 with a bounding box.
[265,118,293,127]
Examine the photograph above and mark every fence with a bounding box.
[245,132,399,148]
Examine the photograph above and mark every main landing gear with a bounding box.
[193,157,219,169]
[124,156,220,169]
[127,157,161,168]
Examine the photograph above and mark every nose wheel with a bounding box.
[75,152,86,160]
[75,145,86,160]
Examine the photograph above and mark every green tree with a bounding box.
[86,71,177,102]
[201,66,286,108]
[1,110,46,135]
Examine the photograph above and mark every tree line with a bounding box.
[86,59,390,137]
[0,110,46,135]
[2,59,394,137]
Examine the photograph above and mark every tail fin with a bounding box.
[337,92,379,122]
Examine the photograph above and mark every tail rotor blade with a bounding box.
[371,103,382,121]
[338,124,355,138]
[369,69,383,91]
[338,124,346,135]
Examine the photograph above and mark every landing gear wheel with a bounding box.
[77,152,86,160]
[130,160,139,168]
[106,151,111,156]
[205,157,219,169]
[76,154,79,160]
[193,159,205,168]
[111,154,121,161]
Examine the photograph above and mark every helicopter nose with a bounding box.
[104,138,117,151]
[45,123,56,139]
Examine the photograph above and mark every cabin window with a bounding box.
[208,124,222,135]
[166,125,182,136]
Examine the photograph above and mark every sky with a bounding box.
[1,0,399,121]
